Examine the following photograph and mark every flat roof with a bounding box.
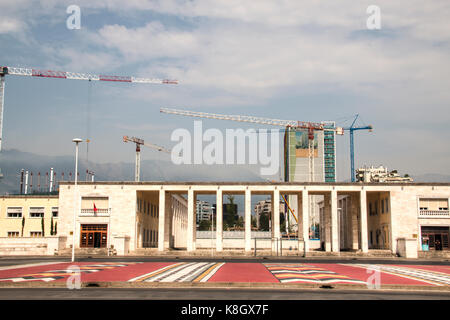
[0,195,59,199]
[59,181,450,187]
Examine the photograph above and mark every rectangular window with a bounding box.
[439,207,449,211]
[29,207,44,218]
[381,199,385,214]
[52,207,58,218]
[419,198,448,211]
[8,231,19,237]
[30,231,43,237]
[385,199,389,213]
[7,207,22,218]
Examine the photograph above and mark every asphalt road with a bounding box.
[0,288,449,300]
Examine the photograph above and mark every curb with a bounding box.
[0,281,449,293]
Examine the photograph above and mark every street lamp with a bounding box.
[72,138,83,262]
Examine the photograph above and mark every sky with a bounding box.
[1,0,450,181]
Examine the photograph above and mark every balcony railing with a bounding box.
[80,208,111,216]
[419,210,450,218]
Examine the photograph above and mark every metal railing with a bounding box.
[253,237,303,257]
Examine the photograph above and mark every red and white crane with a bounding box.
[123,135,171,182]
[160,107,343,182]
[0,66,178,151]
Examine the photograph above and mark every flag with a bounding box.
[93,203,98,213]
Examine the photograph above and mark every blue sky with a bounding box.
[1,1,450,180]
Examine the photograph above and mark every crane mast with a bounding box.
[123,135,171,182]
[343,115,373,182]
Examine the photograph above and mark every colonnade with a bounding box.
[156,186,371,253]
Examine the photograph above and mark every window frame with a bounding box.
[29,207,45,219]
[7,207,23,218]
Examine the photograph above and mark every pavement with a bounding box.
[0,259,449,292]
[1,287,450,300]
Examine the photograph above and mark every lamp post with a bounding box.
[72,138,83,262]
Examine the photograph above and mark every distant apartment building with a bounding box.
[254,199,284,230]
[196,200,213,223]
[356,166,413,183]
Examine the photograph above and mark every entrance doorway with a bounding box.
[421,226,449,250]
[80,224,108,248]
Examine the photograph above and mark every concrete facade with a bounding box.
[54,182,450,255]
[1,182,449,256]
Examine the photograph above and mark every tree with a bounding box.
[50,216,54,236]
[223,196,238,228]
[251,216,257,229]
[236,216,244,228]
[198,219,211,231]
[21,217,25,237]
[41,217,45,237]
[54,222,57,235]
[259,212,270,231]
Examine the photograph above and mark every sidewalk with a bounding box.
[0,260,448,291]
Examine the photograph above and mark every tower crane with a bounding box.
[343,114,373,182]
[0,66,178,151]
[123,136,171,182]
[160,107,344,182]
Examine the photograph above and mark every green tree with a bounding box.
[236,216,244,228]
[251,216,257,229]
[221,195,239,230]
[21,217,25,237]
[259,212,270,231]
[54,222,57,235]
[50,216,54,236]
[198,219,212,231]
[41,217,45,237]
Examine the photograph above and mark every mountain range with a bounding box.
[0,149,449,195]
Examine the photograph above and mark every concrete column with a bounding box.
[350,193,360,250]
[245,188,252,252]
[216,189,223,252]
[273,189,280,239]
[360,189,369,253]
[187,189,195,251]
[302,190,309,253]
[158,189,165,251]
[331,189,339,252]
[164,192,173,249]
[297,194,303,240]
[324,193,332,252]
[137,223,143,249]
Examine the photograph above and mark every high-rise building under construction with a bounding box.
[283,122,337,236]
[283,121,337,183]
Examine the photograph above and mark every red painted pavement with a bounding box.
[208,263,278,283]
[79,262,173,282]
[0,263,71,279]
[326,264,434,286]
[0,262,448,286]
[391,264,450,275]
